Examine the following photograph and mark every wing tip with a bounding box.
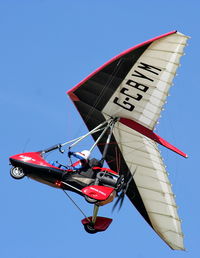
[67,91,80,101]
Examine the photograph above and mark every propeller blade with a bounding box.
[112,193,122,212]
[112,169,135,212]
[118,194,125,210]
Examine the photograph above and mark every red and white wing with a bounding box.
[67,31,189,250]
[113,121,184,250]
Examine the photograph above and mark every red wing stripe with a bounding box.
[120,118,188,158]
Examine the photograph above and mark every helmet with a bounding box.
[80,150,91,159]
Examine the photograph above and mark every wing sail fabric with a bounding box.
[67,31,189,250]
[113,121,184,250]
[102,32,188,130]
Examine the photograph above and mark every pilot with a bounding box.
[68,150,91,170]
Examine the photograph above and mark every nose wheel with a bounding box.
[10,167,25,179]
[83,222,98,234]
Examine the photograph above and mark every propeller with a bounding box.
[112,190,126,211]
[112,176,131,211]
[112,168,137,212]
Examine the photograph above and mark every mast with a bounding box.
[100,118,118,166]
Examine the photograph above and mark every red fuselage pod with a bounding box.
[9,151,75,190]
[9,152,56,167]
[82,185,116,206]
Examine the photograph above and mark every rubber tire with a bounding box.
[84,223,98,234]
[84,195,98,204]
[10,167,25,179]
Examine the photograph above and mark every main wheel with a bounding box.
[10,167,25,179]
[84,223,98,234]
[84,195,98,204]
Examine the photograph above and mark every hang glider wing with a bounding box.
[113,121,184,250]
[67,31,189,250]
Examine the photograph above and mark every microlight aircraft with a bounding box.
[9,31,189,250]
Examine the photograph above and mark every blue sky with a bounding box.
[1,1,199,257]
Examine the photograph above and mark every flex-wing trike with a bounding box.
[9,118,126,234]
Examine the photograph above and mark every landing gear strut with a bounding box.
[82,204,112,233]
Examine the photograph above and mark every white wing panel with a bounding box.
[113,121,184,250]
[103,32,189,130]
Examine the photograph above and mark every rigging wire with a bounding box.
[83,58,124,125]
[69,59,123,139]
[62,189,90,221]
[68,59,124,155]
